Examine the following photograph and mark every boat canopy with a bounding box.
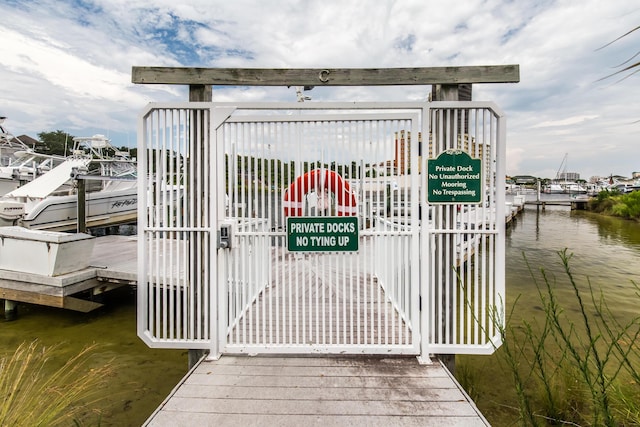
[5,158,88,198]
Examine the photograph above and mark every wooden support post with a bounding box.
[189,84,212,102]
[188,83,211,369]
[4,299,18,321]
[432,83,469,375]
[77,178,87,233]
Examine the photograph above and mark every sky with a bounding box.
[1,0,638,181]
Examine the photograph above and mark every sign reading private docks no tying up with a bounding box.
[427,150,483,204]
[287,217,358,252]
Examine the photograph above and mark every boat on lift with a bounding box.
[0,135,137,232]
[543,183,564,194]
[0,117,66,195]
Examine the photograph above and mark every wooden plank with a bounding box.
[173,384,466,401]
[161,397,480,416]
[188,357,450,374]
[132,65,520,86]
[62,296,103,312]
[208,356,435,368]
[189,364,442,378]
[150,413,488,427]
[146,356,490,426]
[185,373,456,389]
[0,287,102,312]
[0,287,66,306]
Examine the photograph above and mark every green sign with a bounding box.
[287,217,359,252]
[427,150,482,203]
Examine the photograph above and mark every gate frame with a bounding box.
[137,100,507,363]
[210,101,425,358]
[133,65,519,368]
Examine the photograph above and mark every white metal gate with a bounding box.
[137,101,505,360]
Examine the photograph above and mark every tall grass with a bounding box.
[494,250,640,426]
[0,341,116,426]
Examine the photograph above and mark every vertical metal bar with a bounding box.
[138,111,148,339]
[188,110,197,340]
[194,110,203,340]
[204,109,211,342]
[241,123,248,345]
[257,122,265,345]
[180,110,189,340]
[174,110,182,340]
[168,109,175,340]
[438,107,445,345]
[268,122,274,346]
[154,111,162,339]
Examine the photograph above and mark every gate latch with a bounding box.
[218,223,233,249]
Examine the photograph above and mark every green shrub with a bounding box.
[589,190,640,220]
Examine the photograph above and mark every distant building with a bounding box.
[395,129,489,179]
[394,130,418,174]
[558,172,580,181]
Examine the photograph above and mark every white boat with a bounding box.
[563,182,587,194]
[0,117,66,195]
[0,135,137,232]
[543,183,564,194]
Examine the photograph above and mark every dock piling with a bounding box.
[4,299,18,321]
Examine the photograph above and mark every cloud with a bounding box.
[0,0,638,180]
[533,115,599,128]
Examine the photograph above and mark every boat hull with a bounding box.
[16,188,137,232]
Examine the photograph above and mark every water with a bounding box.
[467,200,640,425]
[1,204,638,426]
[0,272,187,427]
[506,202,640,317]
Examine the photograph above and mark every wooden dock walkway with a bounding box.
[0,235,138,314]
[524,198,590,210]
[144,355,489,427]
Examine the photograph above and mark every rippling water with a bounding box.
[506,204,640,318]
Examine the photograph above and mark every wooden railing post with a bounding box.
[77,178,87,234]
[188,83,211,369]
[432,83,469,375]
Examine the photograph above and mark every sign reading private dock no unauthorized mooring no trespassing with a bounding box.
[427,149,483,204]
[287,217,359,252]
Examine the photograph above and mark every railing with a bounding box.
[223,218,271,342]
[374,216,414,329]
[137,106,212,348]
[422,103,506,355]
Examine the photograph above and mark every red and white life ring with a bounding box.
[283,169,357,217]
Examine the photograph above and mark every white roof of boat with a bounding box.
[5,158,89,198]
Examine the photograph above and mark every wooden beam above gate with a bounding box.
[131,65,520,86]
